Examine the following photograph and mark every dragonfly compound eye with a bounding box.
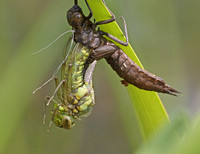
[62,116,75,129]
[53,108,75,129]
[53,113,75,129]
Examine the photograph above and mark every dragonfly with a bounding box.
[48,43,97,129]
[33,40,97,129]
[67,0,179,96]
[34,0,179,130]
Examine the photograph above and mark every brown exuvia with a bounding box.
[67,0,179,96]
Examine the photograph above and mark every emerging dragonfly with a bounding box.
[48,43,97,129]
[34,0,179,130]
[34,41,97,129]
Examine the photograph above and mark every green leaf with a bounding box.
[88,0,170,139]
[173,114,200,154]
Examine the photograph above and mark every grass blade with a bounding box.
[88,0,170,139]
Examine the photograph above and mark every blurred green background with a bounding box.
[1,0,199,153]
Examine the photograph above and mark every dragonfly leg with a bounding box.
[84,0,128,46]
[54,77,63,101]
[95,1,116,26]
[99,16,129,46]
[85,0,93,19]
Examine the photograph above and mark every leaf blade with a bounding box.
[88,0,170,139]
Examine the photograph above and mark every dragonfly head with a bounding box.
[67,4,85,28]
[52,105,75,129]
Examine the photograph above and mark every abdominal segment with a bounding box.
[105,48,179,96]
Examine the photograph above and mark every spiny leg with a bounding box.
[75,0,93,19]
[89,0,129,46]
[84,0,116,25]
[95,0,116,26]
[85,0,93,19]
[54,77,62,101]
[54,76,69,106]
[99,16,129,46]
[75,0,128,46]
[120,16,129,44]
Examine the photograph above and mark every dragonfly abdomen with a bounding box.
[71,50,89,90]
[106,48,179,96]
[67,45,95,115]
[49,44,96,129]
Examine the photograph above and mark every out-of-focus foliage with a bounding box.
[0,0,199,153]
[136,112,200,154]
